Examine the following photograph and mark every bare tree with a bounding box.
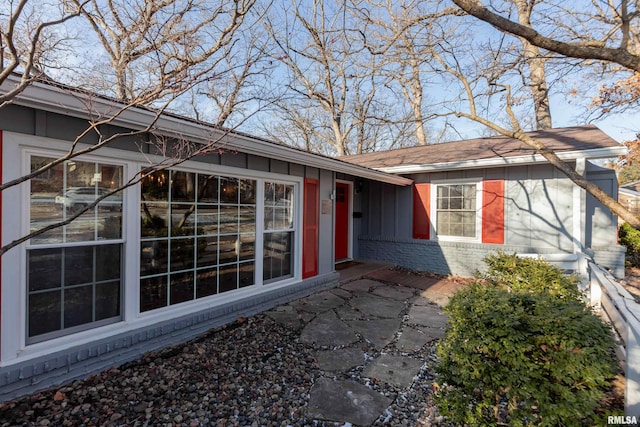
[423,2,640,228]
[0,0,260,254]
[263,0,404,155]
[452,0,640,72]
[0,0,88,105]
[351,0,465,145]
[76,0,255,103]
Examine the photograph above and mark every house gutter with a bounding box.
[376,147,627,174]
[1,76,412,187]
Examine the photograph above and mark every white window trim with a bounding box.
[430,178,483,243]
[0,131,304,365]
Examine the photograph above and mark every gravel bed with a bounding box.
[0,315,447,427]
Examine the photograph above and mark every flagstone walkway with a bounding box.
[265,267,465,425]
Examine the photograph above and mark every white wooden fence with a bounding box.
[589,262,640,417]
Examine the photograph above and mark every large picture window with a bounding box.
[27,156,124,343]
[435,183,478,238]
[140,171,257,312]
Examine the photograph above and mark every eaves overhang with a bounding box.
[376,147,627,174]
[2,75,412,186]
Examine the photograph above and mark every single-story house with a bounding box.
[0,75,626,400]
[342,125,626,280]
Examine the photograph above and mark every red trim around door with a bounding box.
[334,182,349,261]
[302,178,319,278]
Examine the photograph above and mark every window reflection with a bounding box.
[140,171,257,311]
[27,155,123,343]
[30,157,123,244]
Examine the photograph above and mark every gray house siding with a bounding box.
[0,104,340,400]
[357,162,624,278]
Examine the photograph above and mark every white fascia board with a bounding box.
[3,76,412,186]
[377,147,627,174]
[620,188,640,196]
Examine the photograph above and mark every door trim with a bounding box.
[335,179,353,262]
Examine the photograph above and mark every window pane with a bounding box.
[141,203,169,238]
[65,209,96,242]
[218,235,238,264]
[95,281,120,320]
[197,175,219,203]
[140,276,167,312]
[196,267,218,298]
[31,157,123,245]
[196,236,218,267]
[28,248,62,291]
[98,206,122,240]
[239,234,255,261]
[142,170,169,201]
[220,177,238,203]
[140,240,168,276]
[240,179,256,204]
[263,232,293,282]
[96,244,121,281]
[463,223,476,238]
[171,238,195,271]
[64,285,93,328]
[170,271,195,304]
[171,171,195,202]
[239,261,255,288]
[196,206,219,235]
[219,206,238,233]
[239,206,256,233]
[64,246,93,286]
[29,291,61,337]
[30,157,64,244]
[171,204,196,236]
[219,265,238,293]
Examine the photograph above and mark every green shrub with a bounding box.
[481,251,583,301]
[435,259,618,426]
[619,222,640,267]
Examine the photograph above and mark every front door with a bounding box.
[335,182,349,261]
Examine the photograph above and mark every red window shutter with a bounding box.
[413,183,430,239]
[482,180,505,244]
[302,178,319,278]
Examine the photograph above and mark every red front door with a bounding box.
[335,182,349,261]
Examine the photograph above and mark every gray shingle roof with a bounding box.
[341,125,622,170]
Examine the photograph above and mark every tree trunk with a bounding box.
[514,0,552,129]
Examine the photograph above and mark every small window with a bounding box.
[263,182,295,283]
[435,183,478,239]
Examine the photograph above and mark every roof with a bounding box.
[1,74,412,186]
[342,125,626,174]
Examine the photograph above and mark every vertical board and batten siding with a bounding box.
[504,164,575,251]
[0,105,341,401]
[358,163,623,278]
